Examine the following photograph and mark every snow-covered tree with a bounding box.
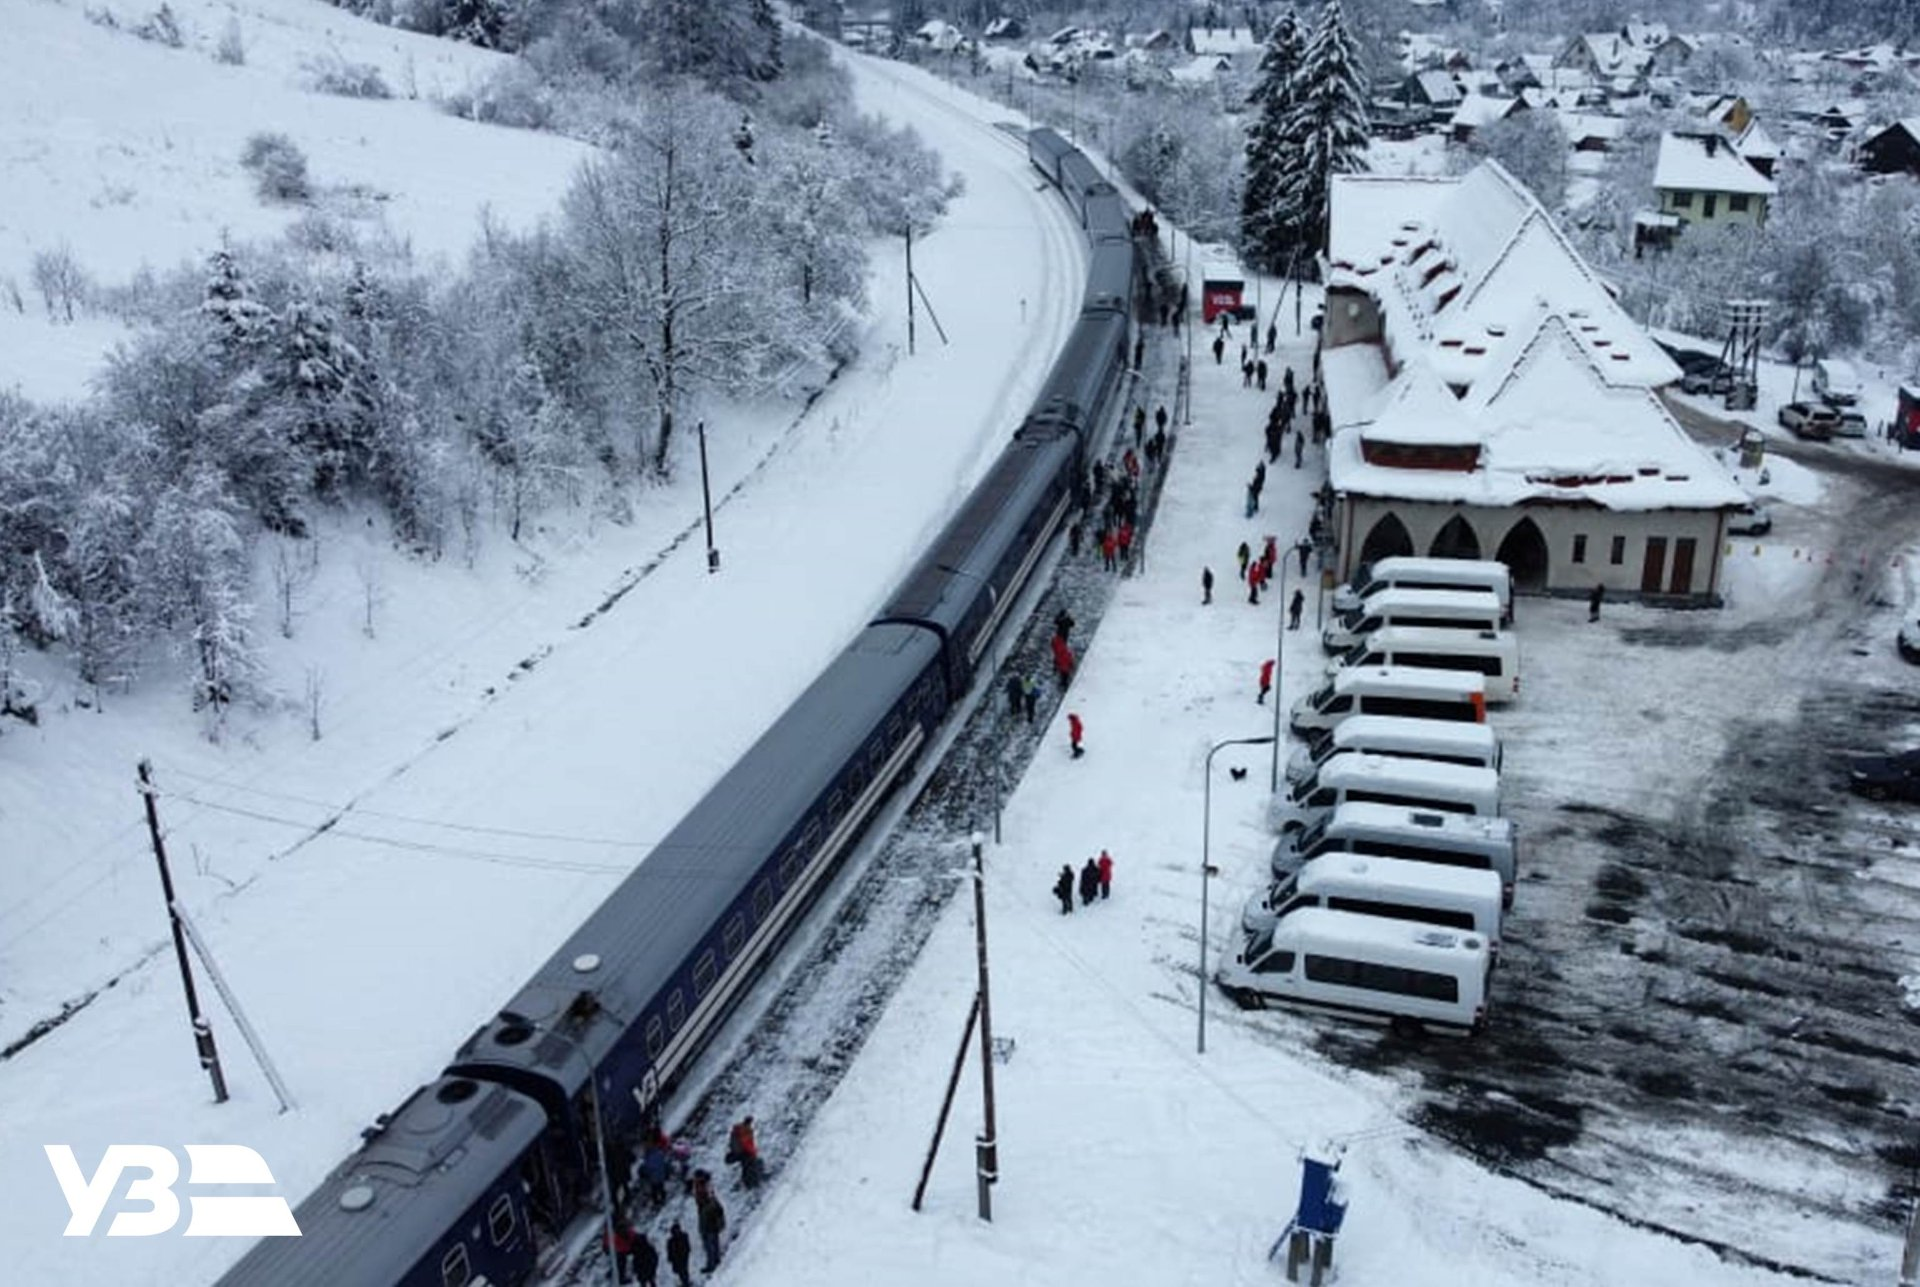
[1466,111,1569,212]
[267,292,369,498]
[1272,0,1370,275]
[1241,11,1306,275]
[750,0,781,80]
[138,464,259,729]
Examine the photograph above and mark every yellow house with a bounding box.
[1653,131,1775,231]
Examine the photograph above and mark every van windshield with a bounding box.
[1245,926,1274,960]
[1308,684,1333,711]
[1336,640,1369,668]
[1294,817,1330,854]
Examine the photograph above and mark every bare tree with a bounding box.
[304,666,324,741]
[354,549,383,639]
[270,534,317,638]
[31,246,91,323]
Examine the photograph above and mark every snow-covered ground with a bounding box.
[1,26,1910,1287]
[0,0,590,401]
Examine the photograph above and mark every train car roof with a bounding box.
[219,1078,545,1287]
[471,623,941,1081]
[1030,309,1127,427]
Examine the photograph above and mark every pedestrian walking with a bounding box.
[666,1221,693,1287]
[1236,541,1251,580]
[1266,422,1282,462]
[727,1116,763,1190]
[1220,311,1231,337]
[1258,657,1275,704]
[1101,529,1117,572]
[1266,321,1277,353]
[1257,358,1269,391]
[1133,405,1146,442]
[1079,857,1100,906]
[1052,634,1076,687]
[1253,460,1266,499]
[1022,674,1039,724]
[1124,447,1141,480]
[1155,404,1168,435]
[1005,672,1023,718]
[1245,478,1259,518]
[1248,559,1264,605]
[696,1185,726,1272]
[1294,433,1305,468]
[1212,334,1225,365]
[1117,522,1134,567]
[1068,520,1082,557]
[1097,849,1114,899]
[1588,583,1605,622]
[1054,606,1075,643]
[1202,566,1214,604]
[1296,538,1312,576]
[1054,864,1076,914]
[1289,588,1305,630]
[1132,335,1144,370]
[640,1138,670,1206]
[610,1223,639,1283]
[1068,711,1085,758]
[1242,358,1255,388]
[634,1229,660,1287]
[1283,365,1296,398]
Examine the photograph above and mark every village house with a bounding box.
[1651,131,1776,233]
[1317,163,1745,604]
[1449,94,1525,145]
[1858,119,1920,177]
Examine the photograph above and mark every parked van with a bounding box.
[1239,853,1505,953]
[1290,666,1487,739]
[1812,357,1862,406]
[1217,907,1492,1035]
[1271,802,1521,908]
[1332,557,1513,622]
[1321,588,1505,652]
[1276,752,1502,833]
[1327,627,1522,703]
[1286,716,1501,786]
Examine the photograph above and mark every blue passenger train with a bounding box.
[218,127,1139,1287]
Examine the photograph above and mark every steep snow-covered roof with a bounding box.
[1414,70,1463,103]
[1189,27,1260,56]
[1558,111,1625,143]
[1734,119,1779,160]
[1330,316,1744,511]
[1653,132,1776,195]
[1450,95,1519,129]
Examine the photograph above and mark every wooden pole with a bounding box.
[910,993,980,1212]
[971,833,998,1220]
[137,760,228,1104]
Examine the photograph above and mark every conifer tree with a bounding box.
[1274,0,1370,275]
[1241,11,1306,274]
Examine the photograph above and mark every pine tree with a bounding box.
[750,0,781,80]
[1241,11,1306,274]
[1274,1,1370,276]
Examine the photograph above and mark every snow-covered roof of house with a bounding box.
[1451,95,1519,130]
[1414,70,1464,103]
[1327,162,1678,392]
[1734,119,1780,160]
[1189,27,1260,56]
[1653,132,1776,194]
[1559,111,1625,143]
[1170,54,1231,83]
[1329,316,1744,512]
[1574,33,1654,77]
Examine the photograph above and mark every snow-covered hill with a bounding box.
[0,0,591,400]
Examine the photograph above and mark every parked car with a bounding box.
[1778,402,1840,440]
[1899,619,1920,664]
[1832,407,1868,438]
[1812,357,1863,406]
[1680,364,1733,395]
[1726,502,1772,535]
[1848,749,1920,802]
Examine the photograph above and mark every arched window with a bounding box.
[1429,514,1482,560]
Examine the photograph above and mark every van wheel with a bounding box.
[1388,1016,1424,1041]
[1225,986,1260,1011]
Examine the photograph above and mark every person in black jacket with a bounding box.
[697,1186,727,1272]
[1079,858,1100,906]
[633,1228,660,1287]
[1053,865,1075,915]
[666,1220,692,1287]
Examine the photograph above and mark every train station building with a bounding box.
[1316,161,1746,604]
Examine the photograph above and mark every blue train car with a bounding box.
[874,434,1080,696]
[1027,127,1074,190]
[220,1078,549,1287]
[1083,191,1132,245]
[449,624,945,1151]
[1084,241,1136,317]
[1029,309,1130,440]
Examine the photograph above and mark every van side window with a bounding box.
[1255,950,1297,975]
[1324,895,1476,931]
[1305,954,1460,1002]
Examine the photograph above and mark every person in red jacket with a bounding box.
[1097,849,1114,898]
[727,1116,762,1189]
[1067,711,1085,758]
[1258,657,1275,705]
[1052,634,1075,688]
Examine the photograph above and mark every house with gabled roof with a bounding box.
[1858,119,1920,177]
[1317,162,1745,604]
[1652,132,1775,233]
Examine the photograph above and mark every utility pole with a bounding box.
[698,420,719,574]
[970,832,998,1220]
[906,224,917,356]
[137,760,228,1104]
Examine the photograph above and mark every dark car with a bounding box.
[1848,749,1920,802]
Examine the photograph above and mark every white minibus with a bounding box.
[1332,557,1513,622]
[1270,803,1521,908]
[1290,666,1487,739]
[1276,753,1502,833]
[1321,588,1505,652]
[1326,626,1522,704]
[1217,907,1492,1035]
[1286,716,1501,787]
[1239,853,1505,951]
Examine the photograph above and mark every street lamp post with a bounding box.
[698,421,719,574]
[1270,559,1289,792]
[1200,735,1276,1054]
[501,1010,622,1285]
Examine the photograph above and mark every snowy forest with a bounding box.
[0,10,957,733]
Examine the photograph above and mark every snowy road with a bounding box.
[0,45,1085,1287]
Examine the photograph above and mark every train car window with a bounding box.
[829,788,847,820]
[667,992,686,1033]
[488,1194,515,1246]
[887,715,903,744]
[645,1015,665,1058]
[441,1243,472,1287]
[694,952,716,998]
[780,848,804,888]
[752,882,773,920]
[724,915,745,958]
